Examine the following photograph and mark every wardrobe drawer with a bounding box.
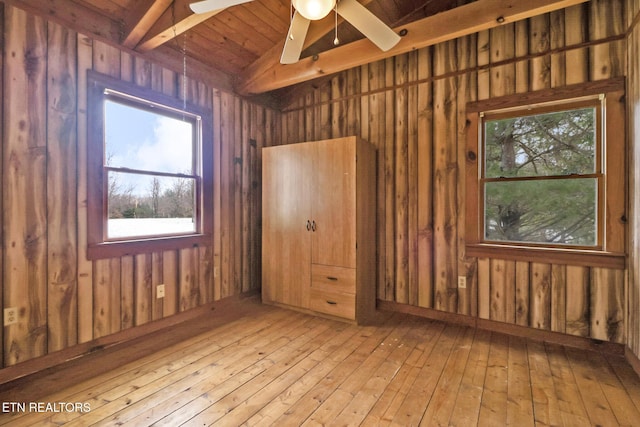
[309,289,355,320]
[311,265,356,294]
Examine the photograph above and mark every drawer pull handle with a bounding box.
[326,300,337,305]
[326,276,338,281]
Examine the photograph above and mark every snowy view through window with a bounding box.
[104,98,198,239]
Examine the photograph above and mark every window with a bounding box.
[466,79,626,267]
[87,71,213,259]
[483,100,601,247]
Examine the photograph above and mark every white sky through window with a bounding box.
[105,100,193,196]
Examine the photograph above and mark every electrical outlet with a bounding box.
[157,284,165,299]
[4,307,18,326]
[457,276,467,289]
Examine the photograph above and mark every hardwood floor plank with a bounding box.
[131,315,330,425]
[418,327,477,426]
[242,323,364,425]
[302,316,418,425]
[386,324,465,425]
[271,314,403,425]
[581,351,640,425]
[0,307,292,426]
[31,310,303,426]
[359,362,414,427]
[565,346,619,426]
[448,328,492,427]
[526,340,563,426]
[477,332,509,427]
[0,302,638,427]
[209,320,361,425]
[335,317,429,425]
[54,311,311,425]
[609,355,640,414]
[360,319,446,425]
[506,336,535,427]
[544,342,591,425]
[94,312,312,426]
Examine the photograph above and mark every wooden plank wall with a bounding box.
[628,0,640,360]
[279,0,628,344]
[0,5,279,368]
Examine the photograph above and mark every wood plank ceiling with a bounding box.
[3,0,590,96]
[100,0,462,76]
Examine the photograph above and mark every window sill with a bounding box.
[466,243,625,269]
[88,234,211,260]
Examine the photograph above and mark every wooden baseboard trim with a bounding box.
[377,300,624,355]
[377,300,477,328]
[476,318,624,355]
[262,300,358,325]
[625,347,640,377]
[0,291,260,386]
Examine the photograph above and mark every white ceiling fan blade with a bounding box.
[281,12,311,64]
[337,0,401,51]
[189,0,253,14]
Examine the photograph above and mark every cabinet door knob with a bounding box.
[311,220,317,232]
[306,220,311,231]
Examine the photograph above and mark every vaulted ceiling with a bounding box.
[3,0,588,97]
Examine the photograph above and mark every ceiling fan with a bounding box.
[189,0,401,64]
[189,0,253,14]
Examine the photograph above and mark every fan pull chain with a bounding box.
[171,2,188,115]
[333,3,339,45]
[182,33,187,113]
[289,1,294,40]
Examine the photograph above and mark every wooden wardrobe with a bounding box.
[261,136,377,324]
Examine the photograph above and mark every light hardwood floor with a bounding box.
[1,297,639,426]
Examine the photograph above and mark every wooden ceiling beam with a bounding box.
[122,0,173,49]
[238,0,373,99]
[136,0,223,52]
[237,0,590,95]
[304,0,374,49]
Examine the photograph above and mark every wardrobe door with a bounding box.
[262,143,312,308]
[311,138,356,269]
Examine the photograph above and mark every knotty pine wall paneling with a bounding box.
[416,47,434,311]
[383,58,396,303]
[279,0,629,344]
[457,33,476,317]
[3,7,49,365]
[394,52,409,305]
[47,21,79,352]
[0,5,277,368]
[408,50,420,308]
[77,32,94,345]
[91,39,122,340]
[627,0,640,360]
[433,40,459,314]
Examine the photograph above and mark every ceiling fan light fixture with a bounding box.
[292,0,336,21]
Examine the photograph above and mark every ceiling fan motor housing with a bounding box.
[292,0,337,20]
